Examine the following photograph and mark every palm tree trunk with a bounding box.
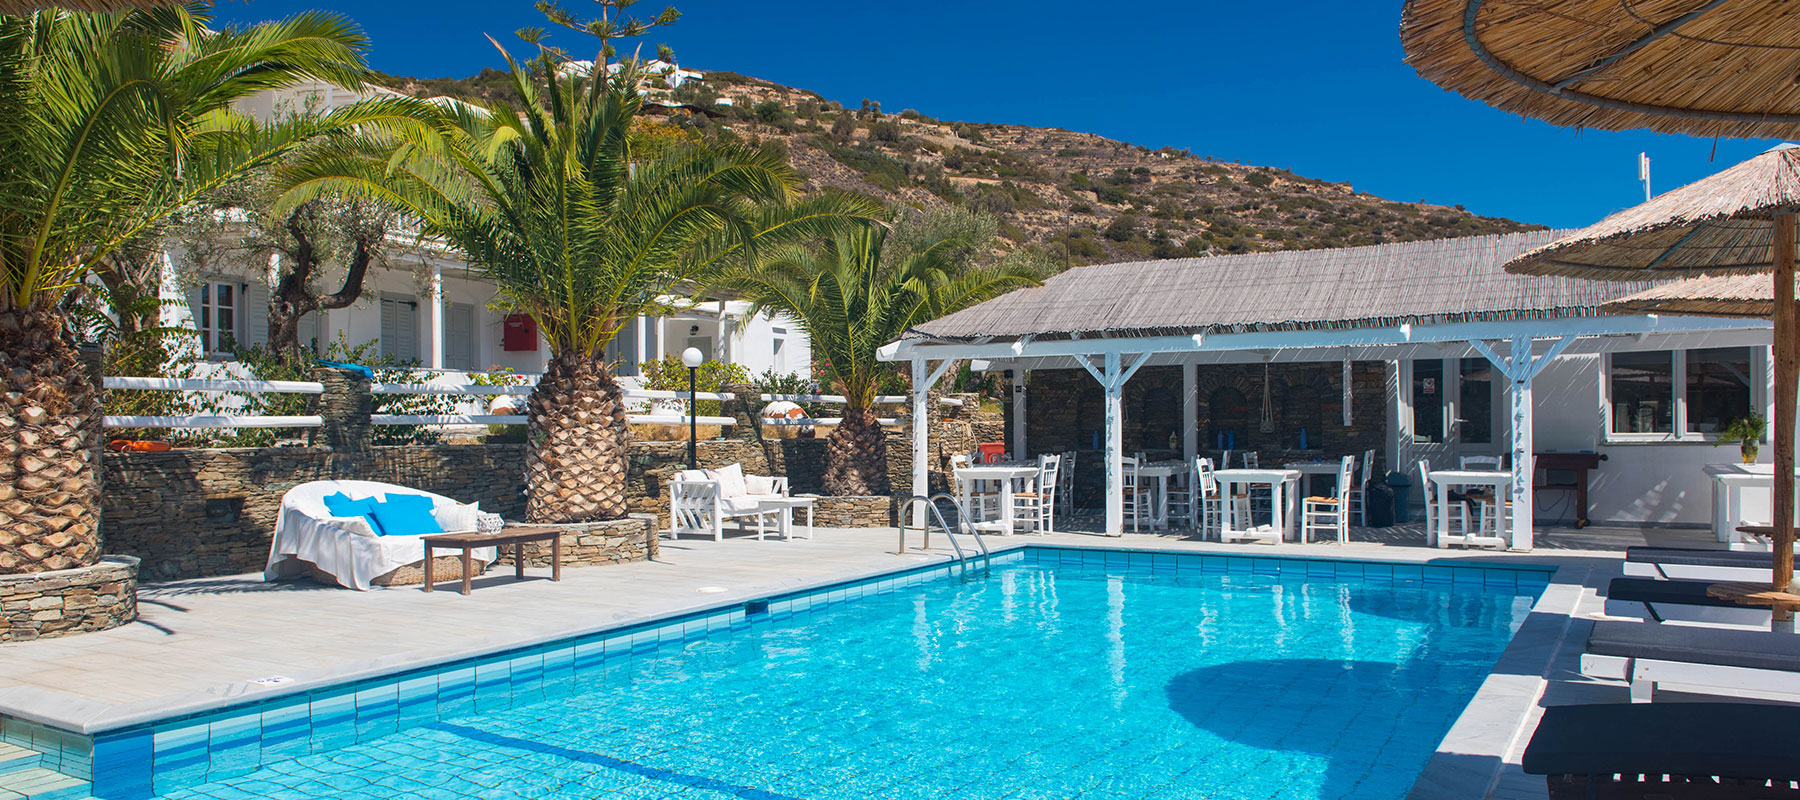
[0,302,102,574]
[824,406,890,496]
[524,349,628,522]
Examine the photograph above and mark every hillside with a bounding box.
[375,67,1542,266]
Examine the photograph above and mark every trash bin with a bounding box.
[1386,471,1414,524]
[1364,481,1396,527]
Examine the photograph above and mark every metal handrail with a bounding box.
[898,493,991,573]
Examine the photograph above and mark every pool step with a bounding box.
[0,754,92,800]
[0,744,40,774]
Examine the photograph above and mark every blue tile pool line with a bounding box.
[0,547,1554,799]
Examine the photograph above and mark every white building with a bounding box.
[889,229,1776,539]
[159,80,810,385]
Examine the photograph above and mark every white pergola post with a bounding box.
[428,262,445,370]
[1342,359,1353,426]
[1469,334,1573,551]
[909,356,957,504]
[1182,363,1199,465]
[634,316,648,372]
[1078,351,1153,536]
[1011,370,1028,459]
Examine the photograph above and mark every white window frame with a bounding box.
[1601,346,1768,444]
[195,279,244,358]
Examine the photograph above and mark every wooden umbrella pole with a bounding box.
[1775,213,1797,598]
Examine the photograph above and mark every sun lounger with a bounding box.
[1580,619,1800,701]
[1604,577,1772,628]
[1623,545,1790,582]
[1523,702,1800,799]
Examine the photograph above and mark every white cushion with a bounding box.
[432,501,479,532]
[710,463,748,498]
[721,496,764,515]
[745,475,778,496]
[676,469,711,484]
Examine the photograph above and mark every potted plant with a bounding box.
[1714,415,1767,464]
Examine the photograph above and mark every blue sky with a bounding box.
[214,0,1783,229]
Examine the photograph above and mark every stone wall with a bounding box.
[1027,363,1388,505]
[98,372,1006,582]
[103,445,531,582]
[493,517,656,568]
[0,556,137,643]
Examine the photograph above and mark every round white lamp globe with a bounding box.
[681,347,705,369]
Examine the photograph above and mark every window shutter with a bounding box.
[245,282,269,348]
[445,303,474,370]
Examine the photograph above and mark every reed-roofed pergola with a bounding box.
[881,230,1771,545]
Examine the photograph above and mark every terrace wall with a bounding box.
[100,375,1000,581]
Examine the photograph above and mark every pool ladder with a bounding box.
[899,493,992,575]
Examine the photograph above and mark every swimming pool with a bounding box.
[118,549,1546,799]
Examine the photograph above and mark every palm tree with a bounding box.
[715,221,1045,495]
[279,44,879,523]
[0,6,419,573]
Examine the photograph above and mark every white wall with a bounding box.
[1533,352,1768,527]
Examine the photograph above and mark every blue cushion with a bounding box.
[367,498,443,537]
[321,492,386,536]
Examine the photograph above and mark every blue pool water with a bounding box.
[150,553,1542,800]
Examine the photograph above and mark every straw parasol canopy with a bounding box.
[1505,144,1800,280]
[1506,142,1800,595]
[1399,0,1800,139]
[0,0,181,13]
[1601,272,1788,318]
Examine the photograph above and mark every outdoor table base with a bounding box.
[423,526,563,595]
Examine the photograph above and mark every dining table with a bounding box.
[1135,461,1190,529]
[954,463,1042,535]
[1212,468,1302,542]
[1424,469,1511,548]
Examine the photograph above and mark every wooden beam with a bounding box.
[1773,214,1797,599]
[1550,0,1736,90]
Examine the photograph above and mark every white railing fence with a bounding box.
[100,377,959,432]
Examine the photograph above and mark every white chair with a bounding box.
[668,464,790,541]
[1302,456,1356,544]
[1120,455,1153,532]
[1013,454,1060,534]
[1056,450,1077,515]
[1458,455,1509,535]
[1344,448,1376,526]
[1238,451,1269,519]
[1165,460,1194,530]
[1191,458,1244,539]
[1418,460,1471,547]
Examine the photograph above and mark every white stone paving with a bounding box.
[0,522,1728,799]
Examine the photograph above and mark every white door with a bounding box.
[1400,357,1501,474]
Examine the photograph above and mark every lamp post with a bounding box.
[682,347,704,470]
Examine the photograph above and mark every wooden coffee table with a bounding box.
[422,526,562,595]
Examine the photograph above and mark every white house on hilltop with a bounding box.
[154,78,811,386]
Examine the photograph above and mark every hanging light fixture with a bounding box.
[1258,359,1275,434]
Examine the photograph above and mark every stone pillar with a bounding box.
[720,382,770,476]
[312,367,373,455]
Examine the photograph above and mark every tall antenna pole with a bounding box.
[1638,152,1652,201]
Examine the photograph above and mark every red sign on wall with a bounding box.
[502,313,538,352]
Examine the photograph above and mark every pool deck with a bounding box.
[0,521,1728,798]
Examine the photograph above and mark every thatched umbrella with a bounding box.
[1401,0,1800,596]
[1603,273,1786,319]
[1505,144,1800,594]
[1399,0,1800,140]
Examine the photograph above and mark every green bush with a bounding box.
[640,354,751,416]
